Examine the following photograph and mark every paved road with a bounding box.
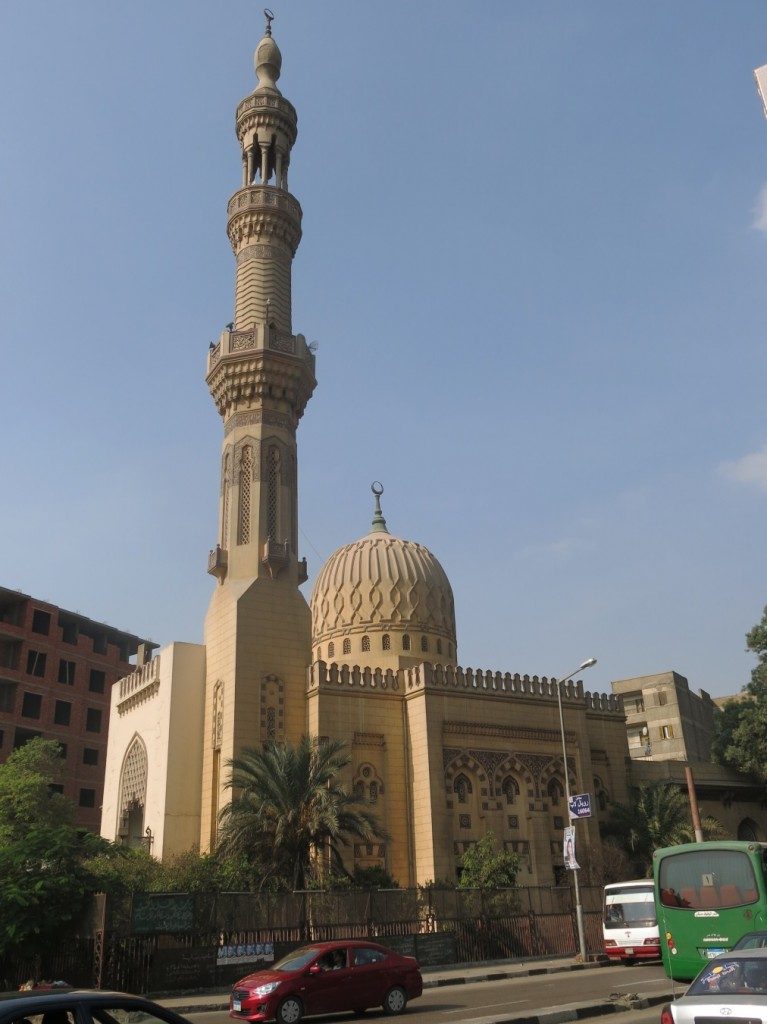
[188,962,671,1024]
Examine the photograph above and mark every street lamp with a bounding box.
[555,656,597,963]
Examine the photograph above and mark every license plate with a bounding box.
[232,1000,241,1012]
[623,947,633,955]
[705,948,725,958]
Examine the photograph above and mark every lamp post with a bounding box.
[555,656,597,963]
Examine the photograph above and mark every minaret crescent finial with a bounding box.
[370,481,389,534]
[264,7,275,36]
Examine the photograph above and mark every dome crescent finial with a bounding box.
[264,8,275,36]
[370,481,388,534]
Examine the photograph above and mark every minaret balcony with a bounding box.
[262,537,290,579]
[208,545,228,580]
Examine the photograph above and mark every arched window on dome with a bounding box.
[328,641,335,659]
[382,634,390,651]
[369,782,378,804]
[317,646,322,660]
[343,638,351,656]
[402,634,411,651]
[453,773,472,805]
[361,635,370,652]
[420,635,428,653]
[436,639,443,656]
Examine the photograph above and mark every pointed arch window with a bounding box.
[238,446,253,544]
[436,639,443,656]
[361,635,370,653]
[547,778,564,807]
[453,773,472,805]
[402,634,411,651]
[266,445,281,541]
[382,634,390,652]
[328,642,335,659]
[343,638,351,656]
[420,635,428,653]
[502,776,520,806]
[221,452,231,549]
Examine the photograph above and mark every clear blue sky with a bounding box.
[2,2,767,699]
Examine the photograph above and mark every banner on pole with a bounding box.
[563,825,580,870]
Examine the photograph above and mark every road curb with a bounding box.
[475,990,672,1024]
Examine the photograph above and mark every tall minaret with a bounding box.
[201,13,316,850]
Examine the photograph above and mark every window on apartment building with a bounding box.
[89,669,106,693]
[26,650,46,677]
[58,660,76,685]
[656,691,668,706]
[660,724,674,739]
[83,747,99,766]
[85,708,102,733]
[31,609,51,635]
[21,692,42,719]
[635,696,645,713]
[79,788,96,808]
[61,621,78,645]
[0,682,15,713]
[0,729,4,747]
[58,742,67,758]
[93,634,108,655]
[13,727,41,749]
[54,700,72,726]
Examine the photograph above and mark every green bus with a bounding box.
[653,841,767,981]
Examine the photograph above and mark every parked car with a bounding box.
[230,940,423,1024]
[0,989,194,1024]
[733,930,767,950]
[660,949,767,1023]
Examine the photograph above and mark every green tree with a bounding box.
[0,738,107,957]
[457,831,520,890]
[217,736,386,890]
[712,604,767,782]
[602,784,726,876]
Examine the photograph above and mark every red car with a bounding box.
[229,940,423,1024]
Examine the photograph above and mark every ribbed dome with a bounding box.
[310,516,457,668]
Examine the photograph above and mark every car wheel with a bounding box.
[276,996,303,1024]
[383,987,407,1015]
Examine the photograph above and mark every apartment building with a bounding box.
[0,585,155,830]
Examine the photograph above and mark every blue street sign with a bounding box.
[568,793,591,819]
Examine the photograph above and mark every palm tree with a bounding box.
[602,783,726,876]
[217,735,386,890]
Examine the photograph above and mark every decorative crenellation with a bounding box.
[307,658,622,715]
[227,185,302,222]
[308,660,401,693]
[117,655,161,701]
[236,91,298,130]
[402,662,622,713]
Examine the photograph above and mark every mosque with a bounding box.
[99,18,632,887]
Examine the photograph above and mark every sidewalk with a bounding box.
[154,956,621,1016]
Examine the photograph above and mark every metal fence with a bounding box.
[1,885,607,994]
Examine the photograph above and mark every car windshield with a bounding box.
[272,947,321,972]
[604,900,656,928]
[688,958,767,996]
[735,934,767,950]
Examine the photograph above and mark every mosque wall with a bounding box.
[100,642,206,859]
[308,660,630,887]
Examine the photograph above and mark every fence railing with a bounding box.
[0,885,608,994]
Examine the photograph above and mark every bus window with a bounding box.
[658,849,758,910]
